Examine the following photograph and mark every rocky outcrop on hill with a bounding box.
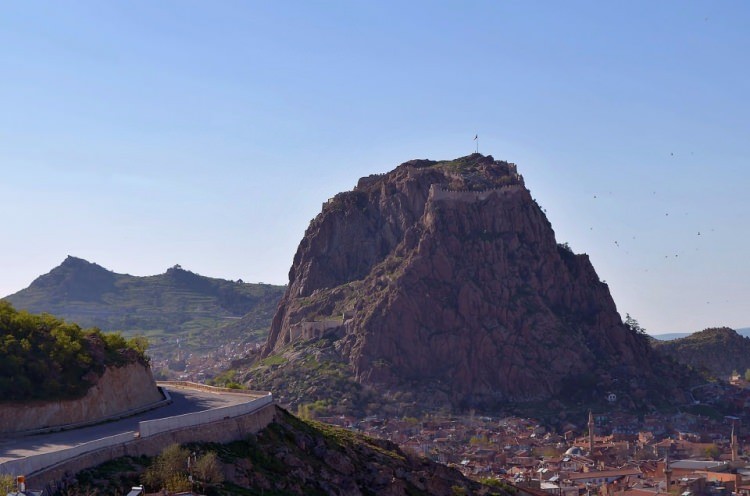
[653,327,750,379]
[0,362,162,434]
[261,154,693,410]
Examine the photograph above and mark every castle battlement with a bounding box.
[288,318,345,342]
[356,173,388,188]
[428,182,525,203]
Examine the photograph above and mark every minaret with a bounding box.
[731,422,738,462]
[664,450,673,492]
[588,410,595,454]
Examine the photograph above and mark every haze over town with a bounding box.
[2,1,748,334]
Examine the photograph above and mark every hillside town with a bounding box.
[310,381,750,496]
[148,335,750,496]
[150,340,263,382]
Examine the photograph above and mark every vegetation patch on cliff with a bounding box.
[0,301,148,401]
[652,327,750,380]
[237,335,383,418]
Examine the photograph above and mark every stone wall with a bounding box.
[288,319,344,342]
[427,183,525,203]
[0,363,162,434]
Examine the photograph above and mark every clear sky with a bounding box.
[2,1,748,334]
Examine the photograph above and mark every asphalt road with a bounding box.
[0,387,255,463]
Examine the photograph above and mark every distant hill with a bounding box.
[652,327,750,341]
[652,327,750,379]
[3,256,285,358]
[651,332,690,341]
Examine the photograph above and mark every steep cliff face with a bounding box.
[263,154,689,408]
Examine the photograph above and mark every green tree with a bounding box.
[194,451,224,489]
[129,334,149,356]
[0,302,149,402]
[164,473,191,493]
[625,313,647,335]
[0,474,15,494]
[142,443,190,491]
[704,444,720,460]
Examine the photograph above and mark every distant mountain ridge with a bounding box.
[3,256,285,357]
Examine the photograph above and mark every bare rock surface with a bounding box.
[261,154,692,410]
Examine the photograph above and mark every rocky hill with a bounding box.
[652,327,750,379]
[3,256,284,359]
[62,406,508,496]
[249,154,695,415]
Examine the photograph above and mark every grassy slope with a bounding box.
[4,257,284,357]
[652,327,750,379]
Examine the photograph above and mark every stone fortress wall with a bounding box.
[427,182,526,203]
[288,317,347,342]
[327,160,523,210]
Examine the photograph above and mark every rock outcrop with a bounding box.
[262,154,692,409]
[0,362,162,434]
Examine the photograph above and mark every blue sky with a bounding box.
[2,1,748,334]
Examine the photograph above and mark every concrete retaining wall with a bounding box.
[0,386,274,487]
[139,393,273,437]
[156,381,267,396]
[0,363,162,435]
[0,432,136,477]
[26,402,277,488]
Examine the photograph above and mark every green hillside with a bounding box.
[652,327,750,379]
[3,256,284,358]
[0,301,147,401]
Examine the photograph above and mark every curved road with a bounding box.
[0,387,255,463]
